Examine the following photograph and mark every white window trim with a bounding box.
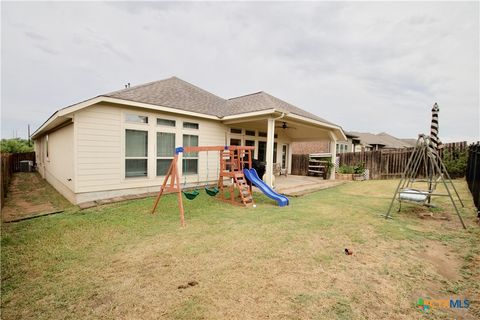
[182,121,200,130]
[182,134,199,175]
[156,131,176,177]
[156,117,177,128]
[125,113,149,125]
[124,128,149,179]
[45,134,50,162]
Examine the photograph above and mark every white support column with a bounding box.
[265,118,275,187]
[329,132,337,180]
[287,144,293,175]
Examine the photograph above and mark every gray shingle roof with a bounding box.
[376,132,414,148]
[348,131,413,148]
[348,132,387,146]
[104,77,336,125]
[226,92,334,124]
[105,77,226,117]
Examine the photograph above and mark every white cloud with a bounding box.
[1,1,478,142]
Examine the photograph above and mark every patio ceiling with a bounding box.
[222,114,342,141]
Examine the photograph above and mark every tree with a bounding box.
[0,138,34,153]
[442,149,468,178]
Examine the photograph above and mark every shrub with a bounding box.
[338,163,365,174]
[353,163,365,174]
[442,149,467,178]
[0,138,33,153]
[338,165,354,174]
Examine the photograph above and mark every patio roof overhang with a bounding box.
[221,110,346,142]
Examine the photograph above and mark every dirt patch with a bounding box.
[415,240,462,282]
[1,173,70,222]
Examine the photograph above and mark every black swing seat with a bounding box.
[205,186,219,196]
[183,189,200,200]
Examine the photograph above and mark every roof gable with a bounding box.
[104,77,226,117]
[225,91,333,124]
[33,76,344,138]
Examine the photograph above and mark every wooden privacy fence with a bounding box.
[291,154,310,175]
[9,152,36,172]
[466,142,480,215]
[1,154,13,208]
[1,152,36,207]
[292,141,468,180]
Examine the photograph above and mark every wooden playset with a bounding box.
[151,145,255,226]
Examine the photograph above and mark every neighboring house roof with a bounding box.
[32,76,345,140]
[344,131,359,139]
[400,138,417,147]
[348,132,387,147]
[376,132,414,148]
[347,131,414,149]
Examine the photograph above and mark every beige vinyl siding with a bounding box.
[35,123,75,202]
[75,102,227,196]
[75,104,122,192]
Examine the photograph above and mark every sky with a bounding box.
[1,1,479,142]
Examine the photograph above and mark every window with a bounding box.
[157,132,175,176]
[183,134,198,174]
[281,145,287,169]
[273,142,277,163]
[258,141,266,162]
[230,128,242,134]
[274,134,278,138]
[126,114,148,124]
[259,132,267,137]
[245,130,256,136]
[45,134,49,159]
[183,122,199,129]
[157,118,176,127]
[245,140,255,147]
[125,129,148,177]
[230,138,241,146]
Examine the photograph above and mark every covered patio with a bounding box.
[222,107,346,187]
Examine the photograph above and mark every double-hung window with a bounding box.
[183,134,198,174]
[125,129,148,177]
[157,132,175,176]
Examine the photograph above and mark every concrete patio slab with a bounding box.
[274,175,348,196]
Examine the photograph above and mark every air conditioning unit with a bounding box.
[19,160,34,172]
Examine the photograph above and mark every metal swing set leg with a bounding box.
[384,135,466,229]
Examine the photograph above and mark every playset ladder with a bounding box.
[234,172,254,206]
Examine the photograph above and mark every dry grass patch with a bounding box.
[1,179,479,319]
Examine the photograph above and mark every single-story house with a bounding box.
[347,131,415,151]
[32,77,346,204]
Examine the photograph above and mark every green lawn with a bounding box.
[1,180,479,319]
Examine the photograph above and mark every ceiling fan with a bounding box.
[275,121,296,130]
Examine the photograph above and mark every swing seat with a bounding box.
[183,189,200,200]
[399,188,429,202]
[205,186,219,196]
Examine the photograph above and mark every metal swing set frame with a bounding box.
[384,134,466,229]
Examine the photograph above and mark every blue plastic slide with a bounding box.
[243,168,289,207]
